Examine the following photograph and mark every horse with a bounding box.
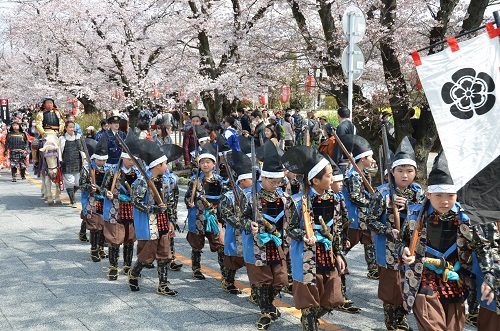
[37,134,63,205]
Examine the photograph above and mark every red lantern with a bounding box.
[280,84,290,103]
[113,90,119,99]
[306,75,315,92]
[153,89,160,99]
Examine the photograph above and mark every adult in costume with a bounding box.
[4,122,29,182]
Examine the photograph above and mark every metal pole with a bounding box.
[348,11,354,122]
[494,11,500,28]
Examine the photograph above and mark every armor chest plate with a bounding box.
[261,197,284,230]
[43,111,59,128]
[203,178,222,203]
[9,133,25,150]
[426,213,459,256]
[124,172,137,186]
[312,193,335,224]
[153,177,163,196]
[290,180,301,195]
[218,163,228,179]
[95,169,105,186]
[63,140,79,160]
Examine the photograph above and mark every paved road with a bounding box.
[0,165,473,331]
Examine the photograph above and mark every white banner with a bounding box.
[415,31,500,190]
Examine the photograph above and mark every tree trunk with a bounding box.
[78,95,96,114]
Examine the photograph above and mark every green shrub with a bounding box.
[76,112,105,132]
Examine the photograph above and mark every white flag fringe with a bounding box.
[414,24,500,224]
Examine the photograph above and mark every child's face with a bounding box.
[426,192,457,214]
[360,154,374,168]
[261,176,283,191]
[122,158,134,169]
[311,164,333,192]
[66,123,75,135]
[391,165,416,189]
[331,180,343,193]
[94,159,106,167]
[199,158,215,173]
[239,178,253,189]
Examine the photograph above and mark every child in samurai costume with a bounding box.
[366,137,423,330]
[240,140,291,330]
[324,153,361,314]
[4,122,29,182]
[283,146,344,330]
[80,135,111,262]
[400,151,473,331]
[102,150,141,280]
[220,151,254,295]
[341,134,378,279]
[128,139,178,296]
[184,143,225,280]
[471,221,500,331]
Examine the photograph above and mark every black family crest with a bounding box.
[441,68,495,119]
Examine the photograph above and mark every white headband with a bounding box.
[308,158,330,181]
[91,154,108,161]
[261,170,284,178]
[148,155,168,169]
[427,184,457,194]
[391,159,417,169]
[353,150,373,161]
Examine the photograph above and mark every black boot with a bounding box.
[365,244,379,280]
[268,287,281,321]
[66,188,76,207]
[79,220,88,242]
[255,285,272,330]
[191,249,205,280]
[89,230,100,262]
[122,243,134,275]
[395,305,413,331]
[107,244,120,281]
[98,231,108,259]
[300,307,318,331]
[217,248,225,272]
[20,168,26,179]
[248,284,258,305]
[11,168,17,182]
[222,268,241,295]
[157,260,178,296]
[466,284,479,327]
[315,306,333,320]
[168,238,183,271]
[383,303,400,331]
[128,261,145,291]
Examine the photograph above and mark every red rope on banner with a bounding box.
[447,37,460,52]
[412,51,422,66]
[485,22,500,38]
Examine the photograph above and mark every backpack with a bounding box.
[309,119,320,141]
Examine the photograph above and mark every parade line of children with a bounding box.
[74,123,498,331]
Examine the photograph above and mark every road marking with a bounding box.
[25,174,344,331]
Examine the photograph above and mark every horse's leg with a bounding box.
[41,174,48,199]
[55,185,62,204]
[44,176,54,205]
